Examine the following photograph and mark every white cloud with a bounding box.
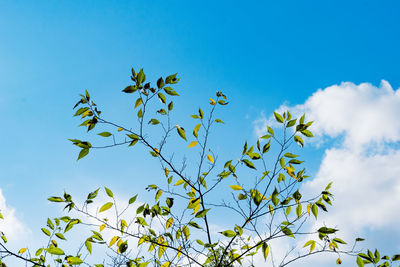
[0,188,29,240]
[292,81,400,149]
[296,80,400,232]
[304,147,400,230]
[253,80,400,266]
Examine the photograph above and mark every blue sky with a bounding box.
[1,1,400,266]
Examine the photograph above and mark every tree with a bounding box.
[0,67,399,267]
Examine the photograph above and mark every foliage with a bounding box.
[0,67,399,267]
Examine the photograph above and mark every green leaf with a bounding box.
[294,135,304,147]
[157,108,167,115]
[356,256,364,267]
[126,134,139,140]
[311,204,318,219]
[304,240,316,253]
[284,153,298,158]
[129,195,137,204]
[164,87,179,96]
[260,134,271,139]
[242,159,256,170]
[301,130,313,137]
[46,247,65,255]
[134,98,143,108]
[238,193,247,200]
[193,124,201,138]
[119,241,128,254]
[166,102,173,112]
[195,209,210,218]
[66,256,83,265]
[279,157,285,168]
[99,202,113,213]
[64,219,80,233]
[157,77,164,89]
[262,141,271,153]
[273,112,284,123]
[48,196,64,202]
[286,119,297,127]
[165,73,179,84]
[105,187,113,198]
[262,242,269,261]
[280,226,294,238]
[137,69,145,84]
[149,119,160,125]
[158,93,166,104]
[122,85,137,93]
[35,248,43,256]
[299,114,305,124]
[220,230,236,238]
[285,206,291,216]
[333,238,347,244]
[316,201,327,211]
[41,228,51,236]
[392,255,400,261]
[46,219,53,230]
[325,182,333,190]
[77,148,89,160]
[242,141,247,155]
[188,221,202,229]
[98,132,112,137]
[155,189,162,201]
[182,226,190,240]
[267,126,274,136]
[136,217,148,226]
[176,125,187,141]
[296,204,302,218]
[198,108,204,119]
[318,227,338,234]
[374,249,380,263]
[74,107,89,117]
[278,173,285,183]
[288,159,304,164]
[55,233,66,240]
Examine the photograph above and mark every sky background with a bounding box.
[1,0,400,266]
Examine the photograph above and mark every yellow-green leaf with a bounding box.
[273,112,284,123]
[220,230,236,237]
[99,202,113,213]
[166,217,173,229]
[188,141,198,148]
[134,98,143,108]
[98,132,112,137]
[41,228,51,236]
[46,247,65,255]
[193,124,201,138]
[105,187,113,198]
[67,256,83,265]
[109,236,119,247]
[229,185,243,191]
[176,125,187,141]
[262,242,269,261]
[174,179,184,186]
